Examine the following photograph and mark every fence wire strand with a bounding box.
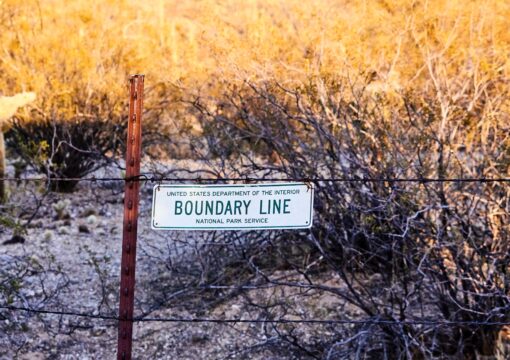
[2,305,510,327]
[1,174,509,341]
[1,175,510,183]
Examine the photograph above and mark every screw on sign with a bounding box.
[151,183,314,230]
[117,74,144,360]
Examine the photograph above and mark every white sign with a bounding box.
[151,183,314,230]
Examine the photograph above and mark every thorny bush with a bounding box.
[6,116,126,192]
[162,77,510,359]
[5,88,172,192]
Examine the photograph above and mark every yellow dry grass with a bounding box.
[0,0,509,121]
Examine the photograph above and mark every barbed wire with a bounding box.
[1,175,510,183]
[2,305,509,326]
[2,173,510,351]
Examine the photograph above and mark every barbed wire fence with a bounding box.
[3,303,510,326]
[1,174,510,359]
[2,72,510,359]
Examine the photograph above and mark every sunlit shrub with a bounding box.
[186,77,510,358]
[0,0,508,133]
[6,116,126,191]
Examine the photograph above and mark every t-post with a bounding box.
[117,74,144,360]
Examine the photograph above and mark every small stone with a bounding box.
[3,235,25,245]
[190,332,209,344]
[46,223,57,230]
[91,327,106,337]
[81,208,97,217]
[86,215,97,225]
[30,220,44,228]
[78,224,90,233]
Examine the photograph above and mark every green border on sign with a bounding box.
[151,183,314,230]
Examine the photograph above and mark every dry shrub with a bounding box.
[1,0,508,189]
[177,73,510,358]
[0,0,508,132]
[6,116,125,192]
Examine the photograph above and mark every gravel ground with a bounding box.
[0,171,350,359]
[2,162,510,359]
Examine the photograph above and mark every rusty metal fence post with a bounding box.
[117,74,144,360]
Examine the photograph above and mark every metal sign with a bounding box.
[151,183,314,230]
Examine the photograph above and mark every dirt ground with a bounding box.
[1,172,353,359]
[2,162,510,359]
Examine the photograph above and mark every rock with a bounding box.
[223,304,242,318]
[86,215,97,225]
[98,209,111,217]
[3,234,25,245]
[190,332,209,344]
[19,352,45,360]
[78,224,90,233]
[29,220,43,228]
[80,208,97,217]
[91,327,106,337]
[60,213,71,220]
[45,223,57,230]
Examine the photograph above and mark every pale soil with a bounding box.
[1,162,509,359]
[0,166,350,360]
